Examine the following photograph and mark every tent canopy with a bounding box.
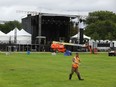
[18,29,31,36]
[0,30,9,43]
[7,27,20,36]
[17,29,31,44]
[6,28,32,44]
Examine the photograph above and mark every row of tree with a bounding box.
[84,11,116,40]
[0,20,21,34]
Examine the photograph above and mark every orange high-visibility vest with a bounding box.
[72,57,80,68]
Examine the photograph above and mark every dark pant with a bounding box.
[69,67,82,80]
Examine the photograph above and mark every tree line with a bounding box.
[0,20,22,34]
[84,11,116,40]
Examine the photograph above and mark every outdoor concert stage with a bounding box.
[21,13,77,51]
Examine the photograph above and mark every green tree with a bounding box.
[0,20,22,33]
[91,32,100,40]
[85,11,116,40]
[105,32,113,40]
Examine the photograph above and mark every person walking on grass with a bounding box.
[69,53,84,80]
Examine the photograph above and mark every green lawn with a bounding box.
[0,52,116,87]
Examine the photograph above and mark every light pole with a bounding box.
[14,27,17,44]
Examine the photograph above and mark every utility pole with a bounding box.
[14,27,17,44]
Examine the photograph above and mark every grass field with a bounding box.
[0,52,116,87]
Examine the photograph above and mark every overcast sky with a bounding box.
[0,0,116,22]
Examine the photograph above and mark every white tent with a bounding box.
[71,33,91,40]
[17,29,31,44]
[17,29,31,36]
[7,27,20,36]
[6,28,31,44]
[7,27,20,43]
[0,30,9,43]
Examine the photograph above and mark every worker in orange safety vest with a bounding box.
[69,53,84,80]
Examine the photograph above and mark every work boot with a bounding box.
[77,73,84,80]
